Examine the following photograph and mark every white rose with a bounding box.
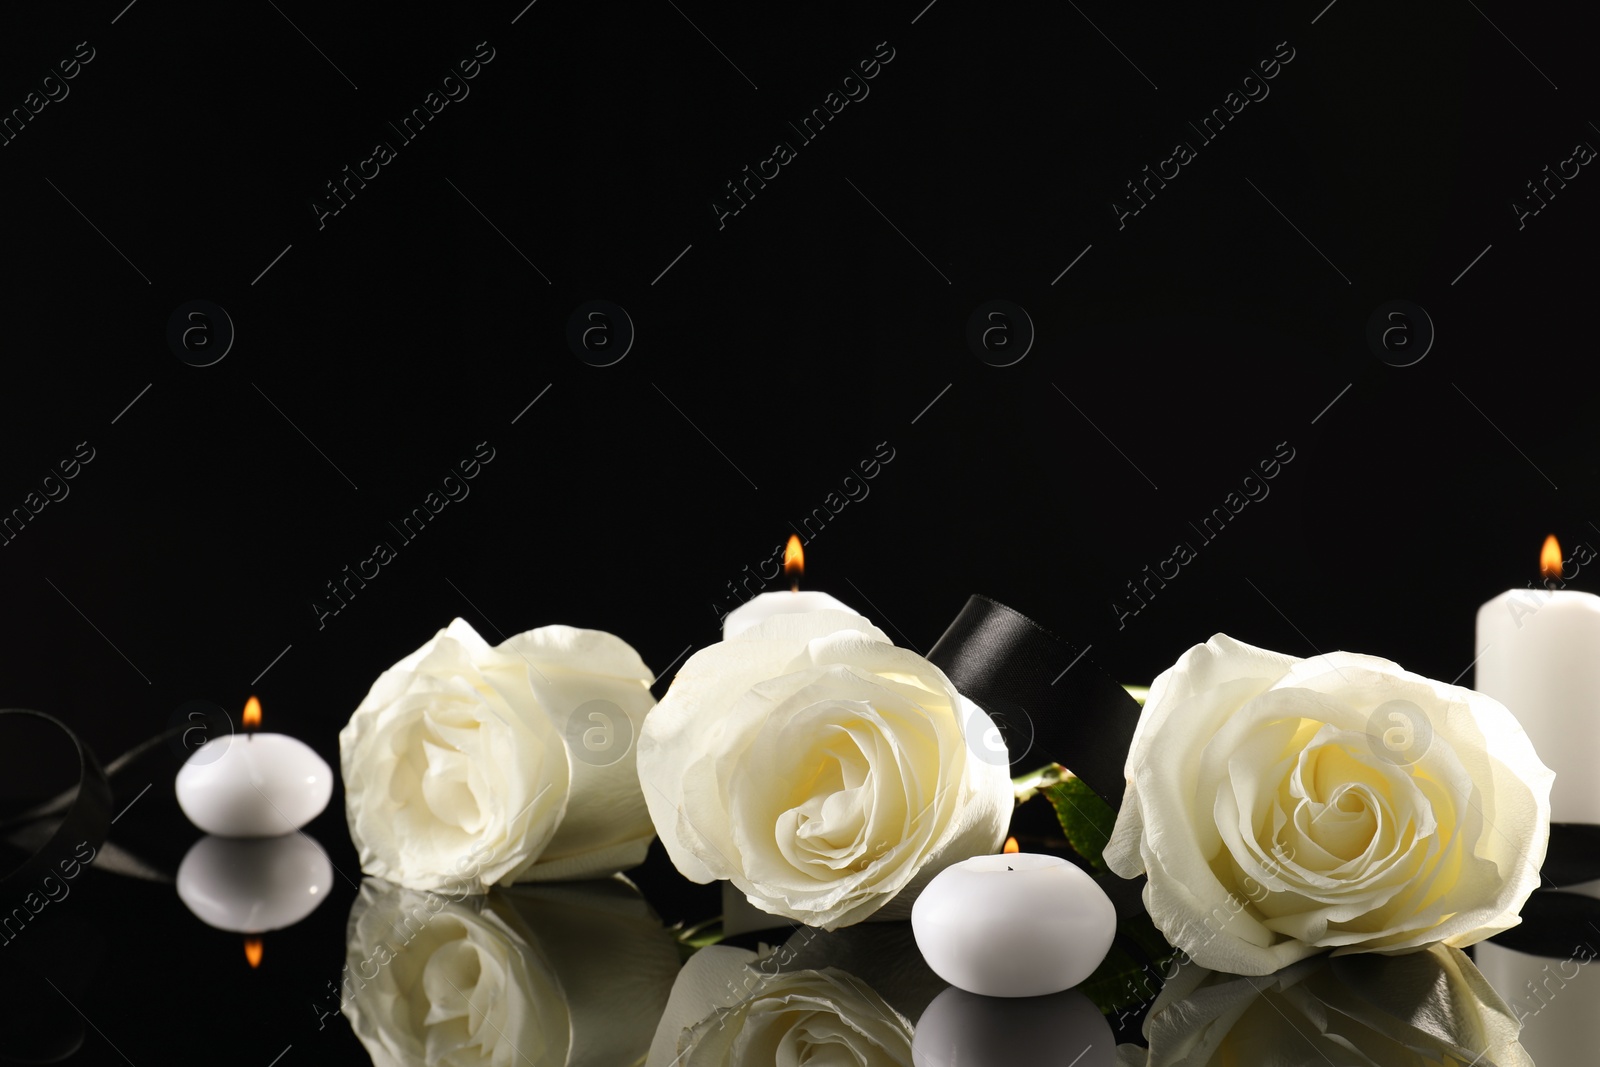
[1105,634,1554,975]
[636,610,1013,929]
[343,877,680,1067]
[1116,943,1531,1066]
[340,618,656,892]
[645,945,914,1067]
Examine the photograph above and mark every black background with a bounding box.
[2,0,1598,1061]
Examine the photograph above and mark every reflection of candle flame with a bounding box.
[784,535,804,592]
[1541,535,1563,581]
[1003,836,1020,854]
[243,695,262,731]
[244,937,263,968]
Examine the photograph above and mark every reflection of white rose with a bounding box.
[636,610,1013,929]
[646,945,914,1067]
[343,877,680,1067]
[1115,943,1532,1066]
[340,618,655,892]
[1105,634,1553,975]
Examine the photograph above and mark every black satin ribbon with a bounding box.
[928,595,1142,808]
[1486,889,1600,959]
[0,710,112,912]
[1541,824,1600,889]
[1467,826,1600,958]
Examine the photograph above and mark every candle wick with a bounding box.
[790,580,800,593]
[1007,866,1013,871]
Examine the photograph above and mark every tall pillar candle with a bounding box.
[1475,538,1600,823]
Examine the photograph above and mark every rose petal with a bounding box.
[637,611,1010,929]
[1107,633,1554,975]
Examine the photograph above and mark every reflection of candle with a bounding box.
[175,697,333,837]
[175,833,333,933]
[1476,881,1600,1063]
[912,986,1115,1067]
[1476,536,1600,822]
[722,536,856,638]
[912,853,1116,998]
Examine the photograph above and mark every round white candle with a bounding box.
[176,833,334,932]
[722,590,856,639]
[1475,588,1600,822]
[911,853,1117,998]
[912,986,1115,1067]
[175,733,333,837]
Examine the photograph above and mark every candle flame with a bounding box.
[243,695,262,731]
[1541,535,1563,581]
[244,937,263,968]
[1003,836,1020,854]
[784,535,804,592]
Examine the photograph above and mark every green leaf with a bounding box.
[673,916,726,961]
[1010,762,1071,805]
[1045,776,1117,871]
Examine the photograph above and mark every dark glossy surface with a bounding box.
[5,0,1600,1062]
[1,758,1588,1067]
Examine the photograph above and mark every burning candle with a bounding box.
[1475,535,1600,823]
[911,848,1117,998]
[175,697,333,837]
[722,536,856,638]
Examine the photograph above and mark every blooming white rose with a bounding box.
[645,945,915,1067]
[1115,943,1532,1066]
[1105,634,1554,975]
[340,618,656,892]
[636,609,1013,930]
[343,877,680,1067]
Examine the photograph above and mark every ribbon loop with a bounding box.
[928,596,1141,807]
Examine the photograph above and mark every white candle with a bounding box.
[723,590,857,638]
[911,853,1117,998]
[721,535,857,638]
[175,701,332,837]
[176,833,334,932]
[1475,538,1600,823]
